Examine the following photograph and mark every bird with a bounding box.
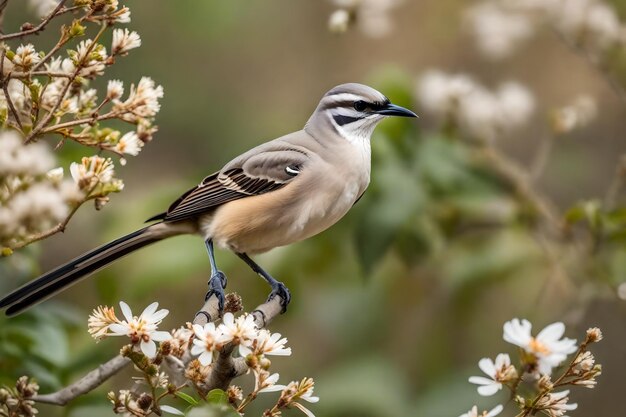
[0,83,417,317]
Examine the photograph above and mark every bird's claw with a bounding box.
[204,271,227,313]
[267,282,291,314]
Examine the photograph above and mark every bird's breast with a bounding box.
[202,160,369,254]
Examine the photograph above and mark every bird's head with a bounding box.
[306,83,417,144]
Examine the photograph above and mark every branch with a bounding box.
[473,145,563,236]
[6,198,86,251]
[32,355,130,406]
[0,0,67,41]
[193,294,284,392]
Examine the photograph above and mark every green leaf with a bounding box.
[206,389,228,405]
[176,391,199,406]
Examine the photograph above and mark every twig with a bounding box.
[25,22,107,143]
[2,78,23,131]
[552,27,626,106]
[32,355,130,406]
[0,0,67,41]
[10,71,73,79]
[473,145,563,236]
[8,197,87,251]
[41,110,119,135]
[530,134,555,182]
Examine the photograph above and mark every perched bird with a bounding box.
[0,83,417,316]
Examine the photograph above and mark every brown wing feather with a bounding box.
[160,169,289,223]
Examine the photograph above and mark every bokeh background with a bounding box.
[2,1,626,416]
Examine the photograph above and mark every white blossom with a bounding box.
[469,353,515,396]
[329,0,403,38]
[459,404,503,417]
[190,322,222,366]
[107,79,124,100]
[27,0,59,18]
[503,318,577,375]
[70,156,116,190]
[108,301,171,358]
[116,77,164,120]
[240,329,292,357]
[46,167,64,184]
[551,95,597,134]
[465,2,535,60]
[114,131,143,156]
[0,131,55,176]
[111,28,142,55]
[257,372,283,393]
[218,312,257,349]
[8,182,68,236]
[13,44,41,69]
[417,70,534,140]
[328,9,350,33]
[536,390,578,417]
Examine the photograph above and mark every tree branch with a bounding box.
[193,294,284,392]
[32,355,130,406]
[0,0,67,41]
[30,294,286,406]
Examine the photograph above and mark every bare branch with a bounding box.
[0,0,67,41]
[33,355,130,406]
[6,198,86,251]
[474,145,563,236]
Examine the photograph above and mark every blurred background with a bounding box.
[2,1,626,416]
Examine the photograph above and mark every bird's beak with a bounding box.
[375,103,418,118]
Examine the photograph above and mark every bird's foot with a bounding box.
[267,281,291,314]
[204,271,227,313]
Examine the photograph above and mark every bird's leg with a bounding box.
[201,239,227,314]
[236,252,291,313]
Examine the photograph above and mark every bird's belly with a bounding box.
[201,180,362,254]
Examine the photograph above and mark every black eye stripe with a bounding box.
[333,114,362,126]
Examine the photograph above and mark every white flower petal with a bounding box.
[537,322,565,342]
[151,330,172,341]
[160,405,184,415]
[119,301,133,322]
[478,357,496,377]
[198,350,213,366]
[141,301,159,319]
[486,404,504,417]
[108,323,129,335]
[477,383,502,396]
[141,340,157,358]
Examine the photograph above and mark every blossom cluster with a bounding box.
[0,0,163,252]
[88,301,319,417]
[465,0,626,60]
[417,70,535,141]
[328,0,403,38]
[461,318,603,417]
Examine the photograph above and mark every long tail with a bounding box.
[0,222,188,316]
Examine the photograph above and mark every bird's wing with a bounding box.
[156,145,310,223]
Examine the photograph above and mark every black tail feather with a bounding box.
[1,225,163,316]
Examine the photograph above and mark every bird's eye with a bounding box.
[353,100,368,112]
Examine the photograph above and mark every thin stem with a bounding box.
[2,79,23,131]
[7,199,85,250]
[552,26,626,105]
[25,22,108,143]
[32,355,130,405]
[0,0,68,41]
[530,134,555,182]
[41,110,118,133]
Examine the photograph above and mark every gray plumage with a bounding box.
[0,83,417,316]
